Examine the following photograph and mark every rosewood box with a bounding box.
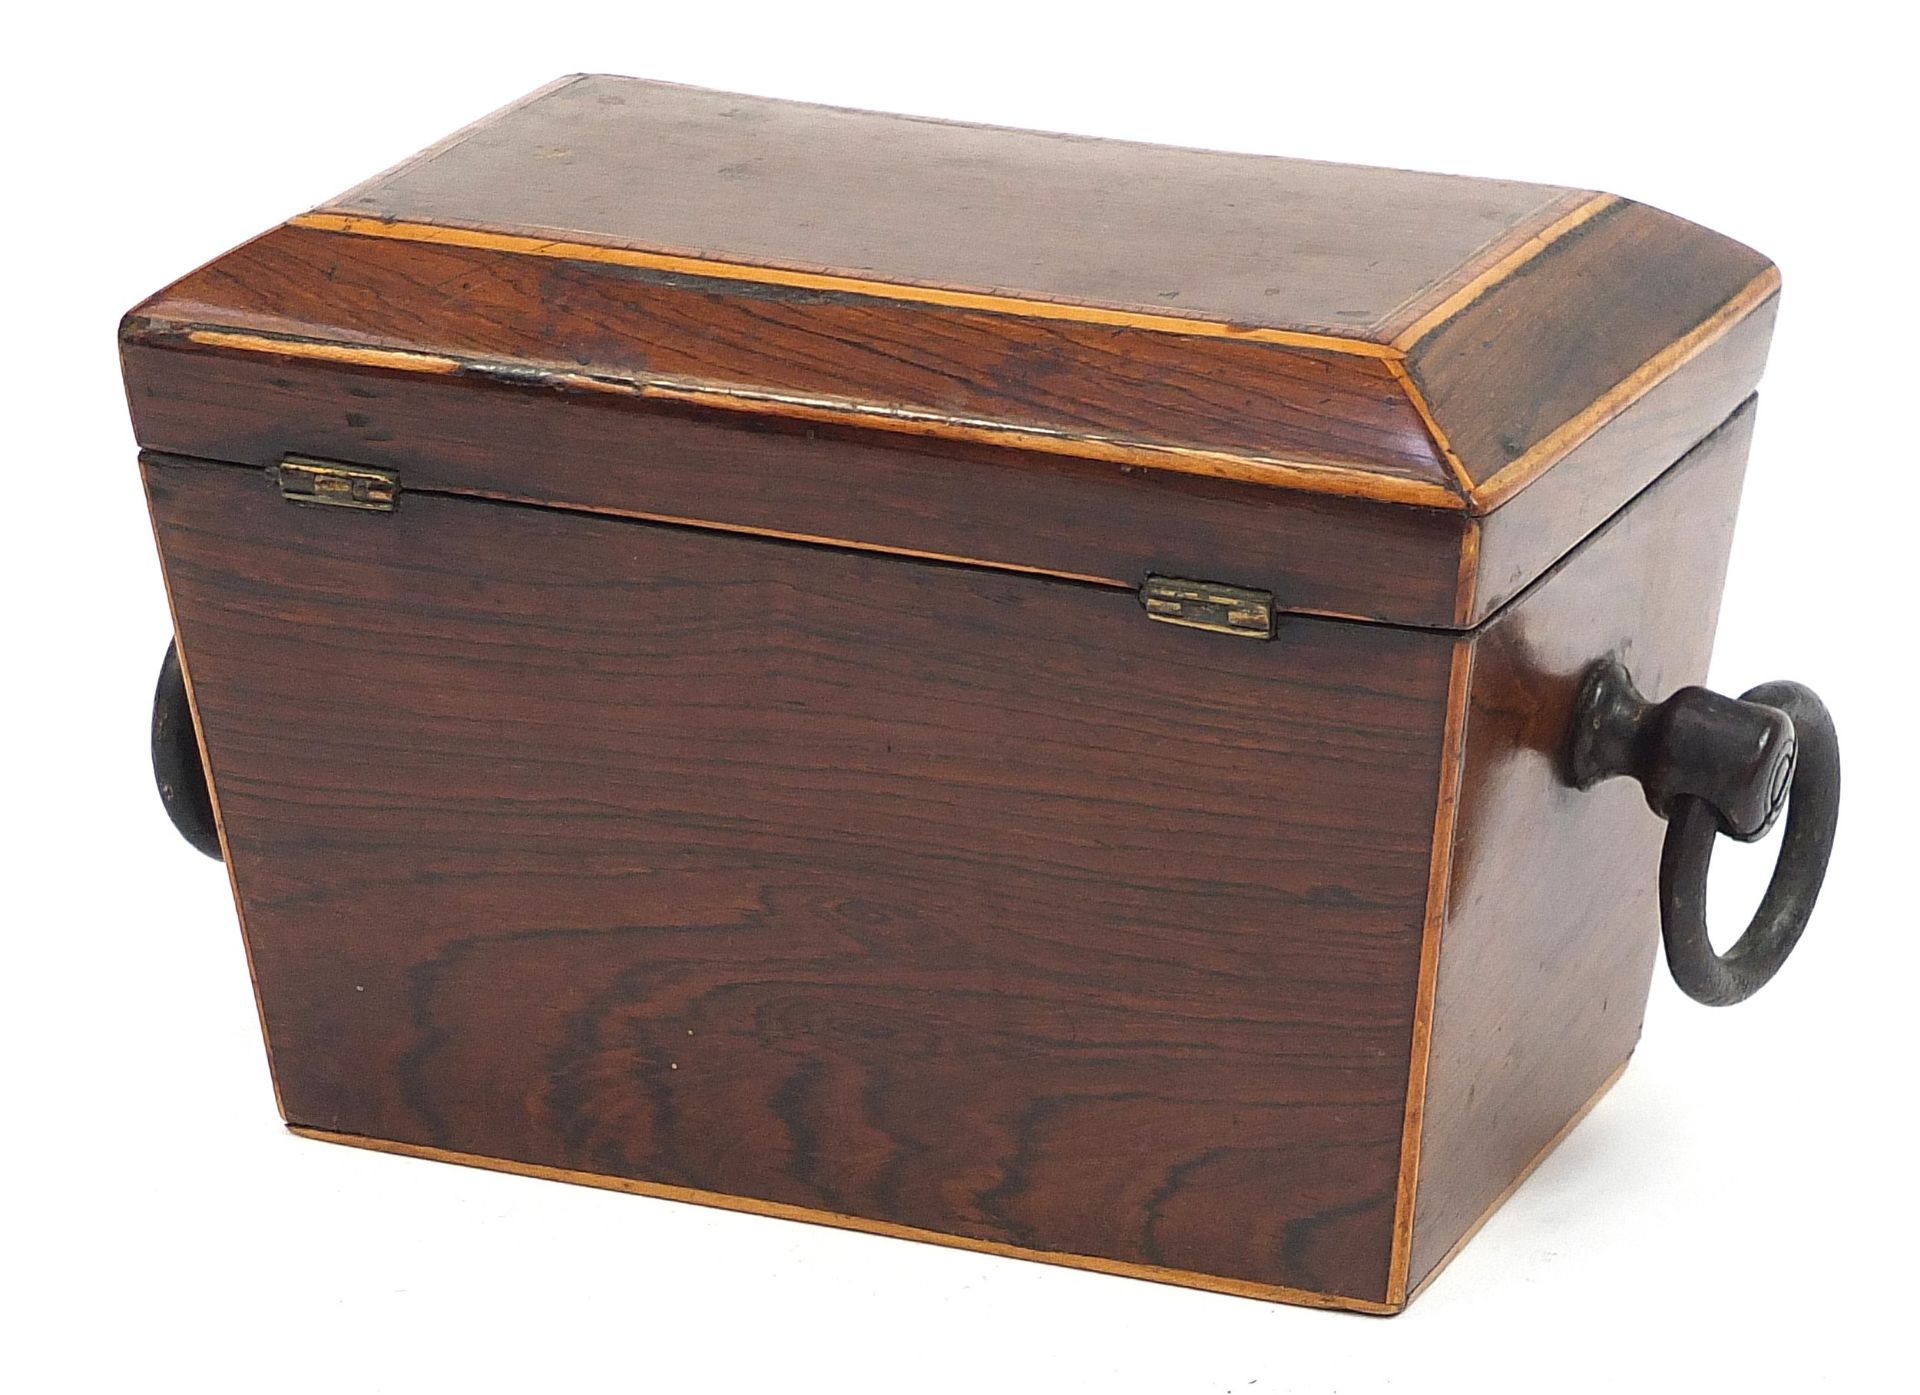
[124,76,1839,1313]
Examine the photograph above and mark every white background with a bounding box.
[5,3,1913,1390]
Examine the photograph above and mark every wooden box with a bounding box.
[123,76,1837,1313]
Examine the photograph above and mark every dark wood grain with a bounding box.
[146,452,1459,1306]
[121,342,1476,628]
[325,74,1585,338]
[1407,400,1757,1292]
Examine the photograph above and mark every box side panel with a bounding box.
[1407,400,1756,1293]
[145,455,1455,1307]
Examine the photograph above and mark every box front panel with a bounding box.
[147,454,1453,1305]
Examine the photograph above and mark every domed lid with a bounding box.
[121,75,1779,629]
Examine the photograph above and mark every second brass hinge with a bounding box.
[1139,574,1276,639]
[276,457,398,512]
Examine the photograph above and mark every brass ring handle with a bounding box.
[1566,659,1840,1005]
[153,639,223,860]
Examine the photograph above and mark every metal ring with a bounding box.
[1657,682,1839,1005]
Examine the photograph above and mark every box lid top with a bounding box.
[122,75,1780,628]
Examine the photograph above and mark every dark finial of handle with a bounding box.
[1566,658,1839,1006]
[153,639,224,860]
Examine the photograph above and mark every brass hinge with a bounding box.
[1140,574,1276,639]
[276,457,398,512]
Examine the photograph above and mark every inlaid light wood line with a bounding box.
[292,212,1407,359]
[139,459,288,1123]
[1451,518,1482,629]
[288,1126,1402,1314]
[1404,1057,1631,1304]
[1385,357,1473,497]
[178,332,466,376]
[171,327,1470,508]
[1469,267,1783,510]
[1370,187,1597,338]
[1387,636,1476,1306]
[1389,193,1621,351]
[417,483,1136,591]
